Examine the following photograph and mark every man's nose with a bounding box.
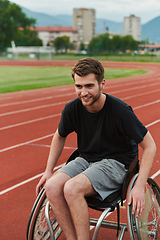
[81,87,88,96]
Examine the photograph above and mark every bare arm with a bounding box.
[128,131,156,216]
[36,129,66,195]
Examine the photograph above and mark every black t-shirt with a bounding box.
[58,93,148,168]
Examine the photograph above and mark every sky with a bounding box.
[10,0,160,24]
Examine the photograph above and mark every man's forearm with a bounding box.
[45,129,66,173]
[136,131,156,187]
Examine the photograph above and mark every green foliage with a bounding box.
[53,36,75,52]
[121,35,138,51]
[0,0,40,51]
[88,33,138,54]
[80,41,85,51]
[15,28,43,46]
[111,35,122,52]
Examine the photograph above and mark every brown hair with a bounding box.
[71,58,104,84]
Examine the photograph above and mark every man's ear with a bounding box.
[101,79,106,89]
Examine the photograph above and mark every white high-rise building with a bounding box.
[73,8,96,45]
[123,15,141,41]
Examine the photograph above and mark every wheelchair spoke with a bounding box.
[27,189,62,240]
[127,174,160,240]
[136,184,160,240]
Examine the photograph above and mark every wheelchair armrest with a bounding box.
[121,155,139,201]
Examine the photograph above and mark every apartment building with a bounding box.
[73,8,96,45]
[123,15,141,41]
[34,26,79,46]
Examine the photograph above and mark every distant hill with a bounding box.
[21,7,72,27]
[142,16,160,43]
[21,6,160,43]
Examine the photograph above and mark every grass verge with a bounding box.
[0,66,147,94]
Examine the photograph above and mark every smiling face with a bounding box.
[74,73,106,113]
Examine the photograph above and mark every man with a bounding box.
[36,58,156,240]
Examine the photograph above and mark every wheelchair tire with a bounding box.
[127,174,160,240]
[27,188,62,240]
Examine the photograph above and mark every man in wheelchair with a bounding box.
[36,58,156,240]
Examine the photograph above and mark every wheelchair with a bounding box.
[27,149,160,240]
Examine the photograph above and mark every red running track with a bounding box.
[0,60,160,240]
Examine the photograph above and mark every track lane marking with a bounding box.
[0,101,67,117]
[0,97,160,131]
[122,88,160,100]
[0,133,54,153]
[0,93,73,107]
[0,118,159,153]
[1,73,160,107]
[109,82,160,95]
[1,82,160,117]
[0,164,65,196]
[0,119,159,196]
[0,114,61,131]
[134,99,160,110]
[0,167,159,196]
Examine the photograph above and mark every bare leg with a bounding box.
[64,173,97,240]
[45,172,77,240]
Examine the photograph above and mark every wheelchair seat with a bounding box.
[27,150,160,240]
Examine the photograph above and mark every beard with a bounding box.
[80,87,101,108]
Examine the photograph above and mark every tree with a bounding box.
[88,33,138,54]
[88,37,100,53]
[111,35,122,53]
[121,35,138,52]
[79,41,85,51]
[88,33,111,53]
[0,0,38,51]
[15,28,43,46]
[53,36,75,52]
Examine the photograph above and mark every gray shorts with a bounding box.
[56,157,128,200]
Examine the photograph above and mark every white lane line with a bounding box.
[1,82,160,117]
[0,119,160,153]
[151,170,160,179]
[0,164,65,196]
[0,167,159,197]
[146,120,160,128]
[27,143,76,150]
[0,133,54,153]
[134,99,160,110]
[0,114,61,131]
[0,74,158,107]
[110,82,160,95]
[1,98,160,131]
[0,93,73,107]
[0,101,67,117]
[122,88,160,100]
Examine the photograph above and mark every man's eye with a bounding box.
[76,85,82,89]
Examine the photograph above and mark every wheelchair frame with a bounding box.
[27,150,160,240]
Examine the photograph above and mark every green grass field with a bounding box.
[0,66,147,94]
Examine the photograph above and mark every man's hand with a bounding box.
[36,171,53,196]
[128,185,145,217]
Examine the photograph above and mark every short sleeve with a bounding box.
[58,104,75,137]
[120,107,148,144]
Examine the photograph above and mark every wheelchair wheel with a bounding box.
[127,174,160,240]
[27,188,62,240]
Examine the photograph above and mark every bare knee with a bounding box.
[64,179,83,205]
[64,174,97,206]
[45,176,58,202]
[45,173,70,203]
